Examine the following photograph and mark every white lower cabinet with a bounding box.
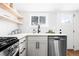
[19,37,27,56]
[27,36,48,56]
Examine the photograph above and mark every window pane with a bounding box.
[31,16,38,25]
[39,16,46,24]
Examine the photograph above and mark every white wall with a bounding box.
[19,11,57,33]
[0,18,19,35]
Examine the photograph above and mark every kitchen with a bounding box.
[0,3,79,56]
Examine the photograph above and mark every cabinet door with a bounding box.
[28,36,48,56]
[36,36,48,56]
[73,13,79,51]
[28,36,38,56]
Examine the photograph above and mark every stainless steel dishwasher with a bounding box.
[48,36,67,56]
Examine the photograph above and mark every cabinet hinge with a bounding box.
[73,45,75,49]
[73,14,75,17]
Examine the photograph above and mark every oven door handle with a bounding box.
[20,48,26,54]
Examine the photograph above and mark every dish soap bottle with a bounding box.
[59,29,62,34]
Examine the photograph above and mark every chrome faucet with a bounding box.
[37,24,41,33]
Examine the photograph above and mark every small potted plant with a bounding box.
[46,29,55,33]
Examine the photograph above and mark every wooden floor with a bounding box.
[66,49,79,56]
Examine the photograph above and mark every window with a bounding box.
[40,16,46,24]
[31,16,38,25]
[31,16,46,25]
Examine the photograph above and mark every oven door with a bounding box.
[0,42,19,56]
[0,46,13,56]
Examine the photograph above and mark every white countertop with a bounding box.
[0,33,67,39]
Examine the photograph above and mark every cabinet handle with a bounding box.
[36,42,40,49]
[20,40,26,44]
[20,48,25,54]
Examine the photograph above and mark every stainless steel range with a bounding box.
[0,37,19,56]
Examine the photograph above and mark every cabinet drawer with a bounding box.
[19,37,26,44]
[28,36,47,41]
[19,48,26,56]
[19,40,26,50]
[19,40,27,56]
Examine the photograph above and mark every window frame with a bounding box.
[30,16,47,26]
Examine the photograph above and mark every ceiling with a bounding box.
[14,3,79,12]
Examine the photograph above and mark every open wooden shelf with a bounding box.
[0,3,23,19]
[0,15,22,24]
[0,3,23,24]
